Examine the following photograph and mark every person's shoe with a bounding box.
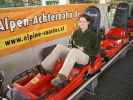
[51,74,68,88]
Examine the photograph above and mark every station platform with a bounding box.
[74,46,133,100]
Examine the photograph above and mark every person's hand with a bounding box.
[78,47,84,51]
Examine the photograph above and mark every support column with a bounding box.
[99,0,106,4]
[99,0,111,4]
[98,0,112,31]
[59,0,69,5]
[41,0,46,6]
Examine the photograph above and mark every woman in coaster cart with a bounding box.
[36,13,98,87]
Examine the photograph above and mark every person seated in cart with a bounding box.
[36,13,99,87]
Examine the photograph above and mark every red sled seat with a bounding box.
[101,27,129,58]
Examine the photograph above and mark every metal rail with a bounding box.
[67,40,133,100]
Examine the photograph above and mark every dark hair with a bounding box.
[79,14,91,22]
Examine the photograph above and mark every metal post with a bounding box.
[58,0,69,5]
[41,0,46,6]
